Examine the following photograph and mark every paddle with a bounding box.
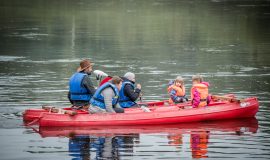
[25,106,76,126]
[138,95,152,112]
[42,105,77,116]
[211,95,245,103]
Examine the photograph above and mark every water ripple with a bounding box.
[0,55,25,62]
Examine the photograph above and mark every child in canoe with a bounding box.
[191,74,211,108]
[167,76,188,104]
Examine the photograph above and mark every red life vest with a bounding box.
[167,85,186,104]
[191,83,209,107]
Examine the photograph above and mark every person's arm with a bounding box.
[67,91,73,104]
[169,89,178,102]
[102,88,116,113]
[169,90,186,103]
[124,84,141,101]
[207,95,211,105]
[182,85,186,95]
[82,75,96,96]
[192,89,201,108]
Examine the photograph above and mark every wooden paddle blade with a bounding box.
[211,95,244,103]
[42,105,77,115]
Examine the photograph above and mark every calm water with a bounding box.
[1,0,270,159]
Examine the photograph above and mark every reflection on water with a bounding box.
[35,118,259,159]
[69,134,139,160]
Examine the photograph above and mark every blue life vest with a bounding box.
[69,135,90,152]
[90,82,119,109]
[119,81,136,108]
[69,72,91,101]
[90,137,105,159]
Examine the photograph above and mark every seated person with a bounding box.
[68,59,96,110]
[190,75,211,108]
[89,76,124,113]
[167,76,188,104]
[119,72,142,108]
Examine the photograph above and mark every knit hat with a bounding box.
[124,72,135,82]
[77,59,92,72]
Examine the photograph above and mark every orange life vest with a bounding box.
[168,134,183,145]
[167,85,186,104]
[191,83,209,107]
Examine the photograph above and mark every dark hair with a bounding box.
[111,76,123,85]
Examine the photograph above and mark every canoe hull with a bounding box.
[23,94,237,122]
[39,97,259,127]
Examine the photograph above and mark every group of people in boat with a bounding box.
[68,59,210,113]
[167,75,210,108]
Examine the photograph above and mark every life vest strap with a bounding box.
[93,97,104,103]
[200,99,207,102]
[119,99,130,102]
[70,92,89,95]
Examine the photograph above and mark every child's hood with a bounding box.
[201,81,210,87]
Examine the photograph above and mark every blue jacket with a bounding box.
[90,82,119,109]
[69,72,91,101]
[119,81,136,108]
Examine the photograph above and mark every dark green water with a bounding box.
[0,0,270,159]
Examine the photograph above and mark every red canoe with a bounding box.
[38,97,258,127]
[23,94,237,123]
[38,117,258,137]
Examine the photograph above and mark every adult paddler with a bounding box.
[68,59,96,110]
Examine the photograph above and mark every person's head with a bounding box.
[111,76,123,90]
[77,59,93,74]
[174,76,184,87]
[192,74,203,85]
[124,72,135,82]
